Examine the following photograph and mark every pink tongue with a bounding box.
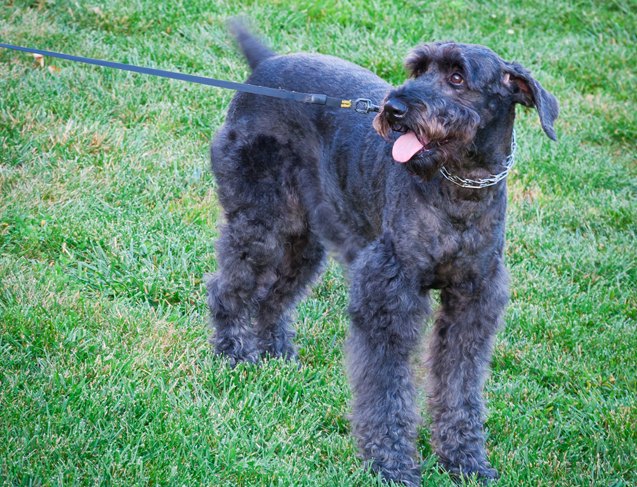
[392,131,427,163]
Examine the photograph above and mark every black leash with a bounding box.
[0,43,380,114]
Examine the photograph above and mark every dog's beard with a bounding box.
[373,108,477,180]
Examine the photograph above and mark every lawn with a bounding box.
[1,1,635,485]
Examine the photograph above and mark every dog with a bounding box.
[207,21,558,486]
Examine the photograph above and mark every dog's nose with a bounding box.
[383,98,408,120]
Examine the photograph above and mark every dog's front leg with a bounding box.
[346,237,430,487]
[426,264,509,481]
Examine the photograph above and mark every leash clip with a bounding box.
[354,98,380,114]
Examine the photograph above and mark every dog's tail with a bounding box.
[228,18,276,71]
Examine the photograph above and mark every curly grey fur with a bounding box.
[207,22,558,486]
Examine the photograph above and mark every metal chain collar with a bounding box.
[439,131,517,189]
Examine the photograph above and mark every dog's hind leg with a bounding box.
[346,236,430,487]
[207,213,284,366]
[208,128,323,365]
[253,232,325,360]
[208,215,324,365]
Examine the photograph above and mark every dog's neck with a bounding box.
[440,130,516,189]
[439,108,517,190]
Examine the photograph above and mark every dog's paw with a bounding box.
[256,325,298,361]
[214,338,260,367]
[378,467,421,487]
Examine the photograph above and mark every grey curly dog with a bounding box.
[207,21,558,486]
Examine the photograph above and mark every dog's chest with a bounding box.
[408,207,504,289]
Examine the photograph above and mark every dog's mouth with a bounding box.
[391,128,449,164]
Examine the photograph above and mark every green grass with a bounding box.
[1,1,635,485]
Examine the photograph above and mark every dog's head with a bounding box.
[373,42,559,179]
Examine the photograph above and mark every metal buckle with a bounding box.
[354,98,380,114]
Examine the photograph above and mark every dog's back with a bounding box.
[226,19,389,114]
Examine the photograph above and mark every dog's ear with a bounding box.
[405,46,431,78]
[504,63,559,141]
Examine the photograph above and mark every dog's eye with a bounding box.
[449,73,464,85]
